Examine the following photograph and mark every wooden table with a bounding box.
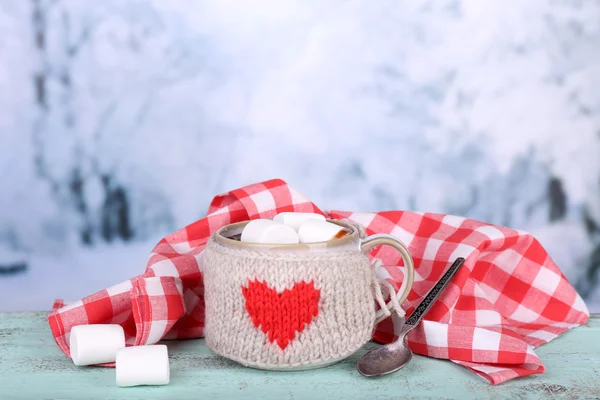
[1,312,598,399]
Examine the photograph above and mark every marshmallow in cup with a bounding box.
[298,220,349,243]
[273,212,325,231]
[240,219,299,244]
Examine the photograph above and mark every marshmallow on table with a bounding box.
[116,345,170,387]
[273,212,326,231]
[241,219,299,244]
[69,324,125,366]
[298,220,348,243]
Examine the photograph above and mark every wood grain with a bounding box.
[0,312,598,399]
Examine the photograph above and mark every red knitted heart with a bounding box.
[242,280,320,350]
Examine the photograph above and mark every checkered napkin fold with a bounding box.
[48,179,589,385]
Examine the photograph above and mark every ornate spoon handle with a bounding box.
[403,257,465,329]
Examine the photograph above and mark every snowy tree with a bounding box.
[27,0,212,246]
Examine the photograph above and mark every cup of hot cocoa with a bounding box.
[201,213,414,370]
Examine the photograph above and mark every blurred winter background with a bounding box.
[1,0,599,311]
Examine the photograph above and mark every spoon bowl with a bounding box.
[357,337,413,377]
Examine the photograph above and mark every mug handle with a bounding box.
[360,234,415,324]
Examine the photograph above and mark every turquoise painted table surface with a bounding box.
[0,312,598,400]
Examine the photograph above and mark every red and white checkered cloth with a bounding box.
[48,179,589,384]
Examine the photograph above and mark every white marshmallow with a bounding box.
[116,345,170,387]
[298,220,348,243]
[240,219,299,244]
[273,212,326,231]
[69,324,125,366]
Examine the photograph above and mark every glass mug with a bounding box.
[200,219,414,370]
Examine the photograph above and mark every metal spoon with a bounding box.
[357,257,465,377]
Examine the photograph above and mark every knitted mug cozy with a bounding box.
[201,220,414,370]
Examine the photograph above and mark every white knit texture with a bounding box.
[202,237,376,369]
